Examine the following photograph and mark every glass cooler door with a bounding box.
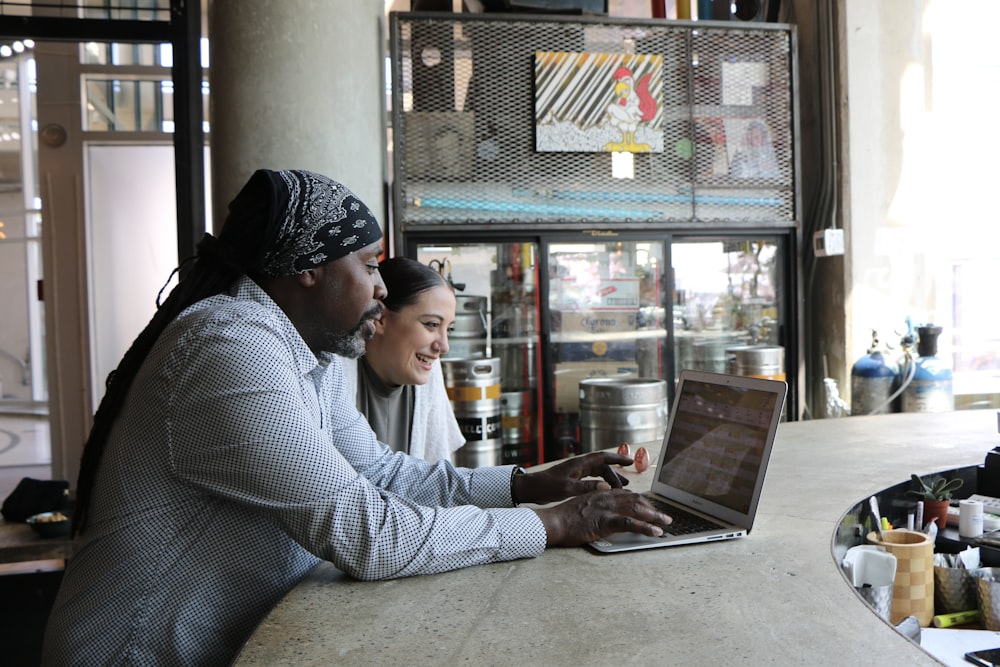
[671,238,786,385]
[546,239,667,460]
[412,233,792,465]
[416,242,543,466]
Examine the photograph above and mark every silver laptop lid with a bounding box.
[649,370,787,531]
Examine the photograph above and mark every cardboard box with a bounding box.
[550,278,640,311]
[554,361,639,413]
[551,309,637,334]
[555,340,637,363]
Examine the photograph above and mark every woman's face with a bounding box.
[366,284,457,386]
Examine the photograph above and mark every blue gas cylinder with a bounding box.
[901,325,953,413]
[851,331,898,416]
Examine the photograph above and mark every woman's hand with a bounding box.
[511,452,633,506]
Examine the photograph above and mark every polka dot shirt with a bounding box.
[42,276,546,666]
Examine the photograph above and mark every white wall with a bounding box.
[85,144,212,412]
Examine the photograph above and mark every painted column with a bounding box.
[208,1,387,232]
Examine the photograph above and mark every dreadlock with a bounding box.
[73,170,286,535]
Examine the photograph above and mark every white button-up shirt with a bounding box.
[43,276,545,666]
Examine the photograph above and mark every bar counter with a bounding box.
[235,409,1000,666]
[0,520,72,564]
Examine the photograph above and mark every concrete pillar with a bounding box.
[208,1,387,231]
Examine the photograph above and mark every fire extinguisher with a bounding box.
[851,330,899,415]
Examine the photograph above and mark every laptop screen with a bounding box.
[655,379,779,514]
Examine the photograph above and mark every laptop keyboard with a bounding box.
[646,496,724,535]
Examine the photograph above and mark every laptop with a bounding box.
[589,369,787,553]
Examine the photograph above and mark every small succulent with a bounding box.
[904,473,964,501]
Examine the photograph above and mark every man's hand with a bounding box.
[511,452,632,506]
[533,489,673,546]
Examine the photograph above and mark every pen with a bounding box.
[605,464,623,489]
[916,501,924,533]
[870,496,885,541]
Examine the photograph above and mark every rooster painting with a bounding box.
[534,52,663,153]
[604,66,658,152]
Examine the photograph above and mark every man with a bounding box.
[42,169,670,665]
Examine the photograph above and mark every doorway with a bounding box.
[0,35,206,494]
[0,41,49,494]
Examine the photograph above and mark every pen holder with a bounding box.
[856,583,893,622]
[934,565,977,615]
[969,567,1000,631]
[867,529,935,626]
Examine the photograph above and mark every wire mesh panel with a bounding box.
[390,12,797,232]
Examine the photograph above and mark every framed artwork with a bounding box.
[534,51,663,153]
[403,111,475,180]
[723,117,779,179]
[693,116,729,178]
[721,61,769,106]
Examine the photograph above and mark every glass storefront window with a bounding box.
[80,38,208,134]
[84,78,172,132]
[672,239,784,383]
[81,0,169,22]
[82,41,170,67]
[0,52,44,403]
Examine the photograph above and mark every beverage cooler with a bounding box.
[389,12,803,465]
[409,234,794,465]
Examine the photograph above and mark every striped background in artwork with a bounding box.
[534,51,664,130]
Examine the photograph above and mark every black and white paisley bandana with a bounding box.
[257,170,382,278]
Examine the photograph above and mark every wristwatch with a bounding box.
[510,466,527,506]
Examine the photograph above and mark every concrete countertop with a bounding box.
[235,410,1000,666]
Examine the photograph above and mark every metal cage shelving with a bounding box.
[390,11,800,237]
[390,12,803,461]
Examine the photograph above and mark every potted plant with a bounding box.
[905,473,963,531]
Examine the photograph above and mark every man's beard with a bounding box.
[326,303,383,358]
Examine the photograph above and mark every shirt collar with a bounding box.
[231,275,323,376]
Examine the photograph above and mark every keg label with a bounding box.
[456,415,502,441]
[447,384,502,401]
[501,414,529,429]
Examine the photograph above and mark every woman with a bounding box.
[342,256,465,462]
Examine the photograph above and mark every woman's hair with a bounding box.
[378,257,450,312]
[72,170,286,534]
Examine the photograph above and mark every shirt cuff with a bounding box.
[492,507,547,560]
[469,465,522,508]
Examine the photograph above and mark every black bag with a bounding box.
[1,477,70,522]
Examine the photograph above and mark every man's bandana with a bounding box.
[257,170,382,278]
